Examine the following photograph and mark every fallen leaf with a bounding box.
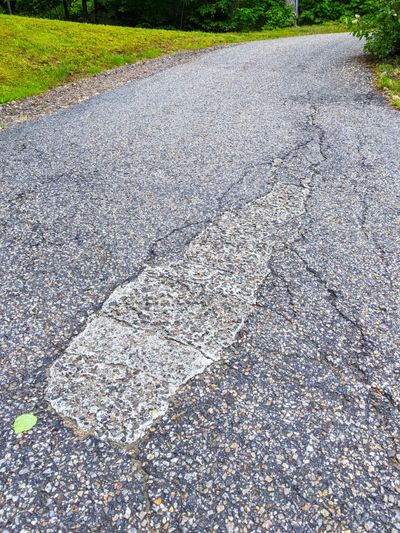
[13,413,37,434]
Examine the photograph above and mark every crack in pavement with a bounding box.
[46,180,310,444]
[2,34,400,532]
[46,100,326,447]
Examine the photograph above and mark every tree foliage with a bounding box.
[298,0,372,25]
[351,0,400,57]
[0,0,389,37]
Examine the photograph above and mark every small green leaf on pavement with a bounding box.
[13,413,37,434]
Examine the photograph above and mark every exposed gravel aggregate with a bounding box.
[0,47,232,129]
[1,33,399,531]
[46,180,307,444]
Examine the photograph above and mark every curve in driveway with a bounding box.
[1,33,399,532]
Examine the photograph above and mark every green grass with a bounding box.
[0,14,346,103]
[375,58,400,109]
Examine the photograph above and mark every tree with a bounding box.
[82,0,88,20]
[93,0,99,22]
[351,0,400,57]
[62,0,69,19]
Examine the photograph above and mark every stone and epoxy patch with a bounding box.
[47,181,309,444]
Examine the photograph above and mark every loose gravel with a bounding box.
[0,47,232,129]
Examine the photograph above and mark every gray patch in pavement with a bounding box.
[47,181,309,444]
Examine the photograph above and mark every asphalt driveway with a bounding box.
[0,33,399,531]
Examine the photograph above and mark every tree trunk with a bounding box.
[82,0,88,21]
[286,0,298,19]
[93,0,98,23]
[62,0,70,20]
[6,0,12,15]
[180,1,184,29]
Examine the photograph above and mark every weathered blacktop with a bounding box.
[0,33,399,532]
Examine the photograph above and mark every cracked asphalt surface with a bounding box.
[0,33,399,531]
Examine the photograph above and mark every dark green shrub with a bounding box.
[228,0,294,32]
[351,0,400,58]
[189,0,294,32]
[298,0,373,25]
[15,0,61,16]
[263,2,294,29]
[298,0,338,24]
[229,7,265,32]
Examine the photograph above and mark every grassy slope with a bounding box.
[0,15,345,103]
[375,59,400,109]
